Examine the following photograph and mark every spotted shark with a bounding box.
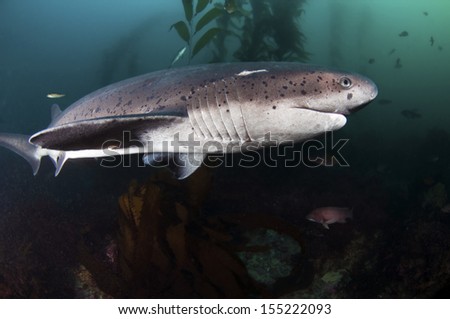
[0,62,377,179]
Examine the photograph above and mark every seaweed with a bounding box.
[171,0,310,63]
[170,0,225,64]
[77,166,309,298]
[233,0,309,62]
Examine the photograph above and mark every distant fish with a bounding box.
[430,36,434,46]
[426,155,440,164]
[441,203,450,213]
[306,207,353,229]
[399,31,409,37]
[170,46,187,67]
[224,0,237,14]
[423,11,429,16]
[395,58,402,68]
[377,99,392,105]
[388,48,396,56]
[224,0,250,16]
[46,93,65,99]
[368,58,375,64]
[423,176,435,186]
[438,46,443,51]
[401,109,422,119]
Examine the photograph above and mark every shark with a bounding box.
[0,62,378,179]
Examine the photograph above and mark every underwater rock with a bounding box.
[73,265,112,298]
[321,269,346,285]
[237,228,301,286]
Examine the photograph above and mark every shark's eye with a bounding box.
[339,77,352,89]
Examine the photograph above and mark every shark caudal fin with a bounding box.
[0,133,42,175]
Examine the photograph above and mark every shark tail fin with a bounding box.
[0,133,41,175]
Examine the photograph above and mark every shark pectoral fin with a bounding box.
[172,153,205,179]
[322,223,330,230]
[143,152,205,180]
[48,151,68,176]
[142,152,169,167]
[0,133,41,175]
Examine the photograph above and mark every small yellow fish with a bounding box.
[46,93,65,99]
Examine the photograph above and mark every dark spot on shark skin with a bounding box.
[126,100,132,106]
[180,96,187,101]
[301,90,307,95]
[282,86,288,90]
[272,105,277,110]
[347,93,353,100]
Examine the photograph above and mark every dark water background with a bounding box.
[0,0,449,298]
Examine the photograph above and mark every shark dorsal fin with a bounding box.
[51,104,62,121]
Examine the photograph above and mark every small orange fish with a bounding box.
[306,207,353,229]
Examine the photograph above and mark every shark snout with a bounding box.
[347,78,378,114]
[369,81,378,100]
